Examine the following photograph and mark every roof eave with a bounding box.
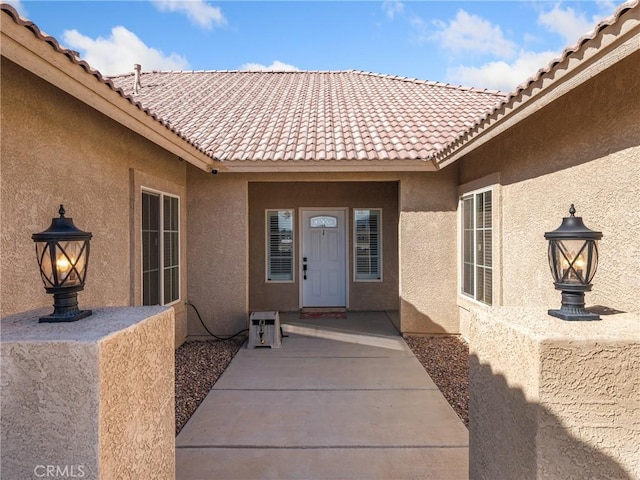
[0,8,217,173]
[435,2,640,169]
[216,158,438,173]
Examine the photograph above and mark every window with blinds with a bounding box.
[142,190,180,306]
[461,189,492,305]
[354,209,382,281]
[163,196,179,303]
[266,210,294,282]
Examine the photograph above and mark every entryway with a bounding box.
[175,310,469,479]
[300,209,347,308]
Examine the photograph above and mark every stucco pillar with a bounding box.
[398,171,458,334]
[187,167,249,337]
[1,307,175,479]
[469,307,639,479]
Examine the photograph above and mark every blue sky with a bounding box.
[7,0,623,91]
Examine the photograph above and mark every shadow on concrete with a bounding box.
[469,354,633,479]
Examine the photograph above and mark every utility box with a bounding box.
[248,311,281,348]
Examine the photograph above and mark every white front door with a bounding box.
[301,209,347,307]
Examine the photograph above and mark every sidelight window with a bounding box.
[266,209,294,282]
[354,209,382,281]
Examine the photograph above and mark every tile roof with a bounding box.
[3,0,636,169]
[110,70,505,163]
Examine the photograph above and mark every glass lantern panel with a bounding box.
[36,242,56,287]
[547,242,557,280]
[587,242,599,283]
[56,240,87,287]
[554,239,589,284]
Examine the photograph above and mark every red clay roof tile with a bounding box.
[109,70,505,163]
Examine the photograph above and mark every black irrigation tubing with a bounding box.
[186,301,248,341]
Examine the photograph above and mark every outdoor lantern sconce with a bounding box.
[32,205,92,323]
[544,204,602,321]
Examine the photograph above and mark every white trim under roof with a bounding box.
[218,158,437,173]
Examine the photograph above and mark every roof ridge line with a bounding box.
[117,68,507,97]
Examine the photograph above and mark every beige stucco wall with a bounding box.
[187,169,459,336]
[1,306,175,479]
[470,307,639,479]
[186,167,249,336]
[0,59,189,345]
[99,307,175,479]
[399,167,459,334]
[457,51,640,337]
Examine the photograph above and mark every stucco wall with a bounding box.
[0,59,189,345]
[457,50,640,327]
[1,306,175,479]
[186,167,249,336]
[248,181,399,312]
[399,167,459,334]
[187,170,459,337]
[470,307,639,479]
[99,307,175,479]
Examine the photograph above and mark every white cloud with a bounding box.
[433,10,517,59]
[62,26,189,76]
[408,15,429,44]
[4,0,26,16]
[447,50,560,92]
[538,4,595,44]
[382,1,404,20]
[151,0,226,30]
[241,60,300,72]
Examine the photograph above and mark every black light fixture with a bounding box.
[32,205,92,323]
[544,204,602,321]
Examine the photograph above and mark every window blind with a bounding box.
[143,191,180,306]
[354,209,381,281]
[267,210,293,281]
[461,190,492,305]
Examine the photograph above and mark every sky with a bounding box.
[6,0,625,92]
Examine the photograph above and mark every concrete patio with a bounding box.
[176,312,468,479]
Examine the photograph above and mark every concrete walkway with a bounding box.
[176,312,468,479]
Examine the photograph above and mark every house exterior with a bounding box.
[1,2,638,347]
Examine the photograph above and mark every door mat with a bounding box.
[300,312,347,319]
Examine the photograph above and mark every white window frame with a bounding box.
[460,187,493,305]
[353,208,383,282]
[141,188,180,307]
[265,209,295,283]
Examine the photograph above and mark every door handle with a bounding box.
[303,263,307,280]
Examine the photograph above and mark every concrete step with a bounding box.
[281,322,406,351]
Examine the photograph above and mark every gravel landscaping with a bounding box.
[404,335,469,428]
[175,333,469,434]
[175,337,246,434]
